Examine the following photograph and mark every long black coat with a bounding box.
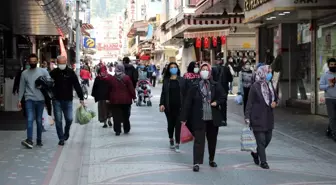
[180,79,227,131]
[159,76,186,112]
[244,82,278,132]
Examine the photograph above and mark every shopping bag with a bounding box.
[180,123,193,144]
[234,95,243,105]
[240,127,257,153]
[42,108,54,130]
[75,105,93,125]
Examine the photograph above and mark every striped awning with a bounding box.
[82,23,94,30]
[183,15,244,25]
[81,28,90,36]
[194,0,222,15]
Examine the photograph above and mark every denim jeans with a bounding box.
[53,100,73,140]
[25,100,45,141]
[326,98,336,134]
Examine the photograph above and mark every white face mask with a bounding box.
[193,68,199,73]
[229,59,233,62]
[200,70,209,79]
[245,64,251,69]
[58,64,66,70]
[243,59,247,62]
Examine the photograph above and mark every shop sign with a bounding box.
[244,0,271,11]
[242,43,251,49]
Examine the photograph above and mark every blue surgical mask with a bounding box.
[266,73,272,81]
[139,65,145,69]
[169,67,178,75]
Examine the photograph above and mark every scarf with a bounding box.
[115,64,126,81]
[183,72,200,79]
[255,65,275,106]
[199,80,211,102]
[98,65,109,79]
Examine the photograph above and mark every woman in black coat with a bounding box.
[181,63,226,172]
[159,62,186,153]
[245,65,278,169]
[92,66,113,128]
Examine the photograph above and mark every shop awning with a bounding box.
[82,23,94,30]
[127,21,149,38]
[81,28,90,37]
[183,15,244,26]
[184,29,229,38]
[194,0,222,15]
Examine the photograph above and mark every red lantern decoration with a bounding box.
[212,37,217,47]
[221,36,227,45]
[195,37,201,48]
[204,37,210,48]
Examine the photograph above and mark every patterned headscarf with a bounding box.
[199,63,212,102]
[115,64,126,80]
[255,65,275,106]
[99,65,108,78]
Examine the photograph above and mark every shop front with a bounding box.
[244,0,336,115]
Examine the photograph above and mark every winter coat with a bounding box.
[159,76,187,112]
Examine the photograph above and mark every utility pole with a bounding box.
[75,0,81,75]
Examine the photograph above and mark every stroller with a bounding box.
[136,80,152,106]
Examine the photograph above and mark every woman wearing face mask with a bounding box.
[159,62,186,153]
[183,61,200,90]
[181,63,226,172]
[238,61,255,113]
[91,66,113,128]
[245,65,278,169]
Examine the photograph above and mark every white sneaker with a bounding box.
[175,145,180,153]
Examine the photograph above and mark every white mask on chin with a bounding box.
[200,71,209,79]
[58,64,67,70]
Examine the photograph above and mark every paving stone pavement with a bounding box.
[2,84,336,185]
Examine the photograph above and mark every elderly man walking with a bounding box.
[50,56,85,146]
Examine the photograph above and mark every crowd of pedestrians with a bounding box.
[14,52,336,173]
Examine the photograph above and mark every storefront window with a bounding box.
[316,23,336,115]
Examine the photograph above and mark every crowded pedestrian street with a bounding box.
[0,86,336,185]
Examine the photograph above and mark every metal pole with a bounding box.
[75,0,80,75]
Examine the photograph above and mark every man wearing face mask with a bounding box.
[50,55,84,146]
[18,54,50,149]
[320,58,336,141]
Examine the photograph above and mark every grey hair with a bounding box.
[57,55,66,61]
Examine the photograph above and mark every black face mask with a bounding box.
[30,64,37,69]
[330,66,336,72]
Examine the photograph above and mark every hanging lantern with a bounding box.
[221,36,227,45]
[195,37,201,48]
[204,37,210,48]
[212,37,218,47]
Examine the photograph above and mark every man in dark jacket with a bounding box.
[50,55,84,146]
[212,60,233,126]
[123,57,138,87]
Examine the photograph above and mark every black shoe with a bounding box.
[64,134,70,141]
[115,132,121,136]
[124,131,129,135]
[332,134,336,142]
[260,162,270,169]
[251,152,260,165]
[42,126,47,132]
[36,140,43,147]
[103,124,108,128]
[193,164,200,172]
[108,120,112,127]
[326,127,332,138]
[169,140,175,149]
[209,161,218,168]
[221,121,227,127]
[58,140,65,146]
[21,139,33,149]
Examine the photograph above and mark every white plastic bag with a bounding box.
[241,127,257,153]
[42,108,54,129]
[234,95,243,105]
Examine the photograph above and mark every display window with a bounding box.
[316,23,336,115]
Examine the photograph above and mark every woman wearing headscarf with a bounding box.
[181,63,226,172]
[245,65,278,169]
[237,60,255,113]
[108,64,136,136]
[159,62,186,153]
[91,65,113,128]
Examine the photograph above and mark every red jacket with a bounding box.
[107,75,136,105]
[80,69,92,80]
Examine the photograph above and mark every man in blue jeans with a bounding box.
[18,54,50,149]
[50,56,84,146]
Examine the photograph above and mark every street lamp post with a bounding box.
[75,0,87,76]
